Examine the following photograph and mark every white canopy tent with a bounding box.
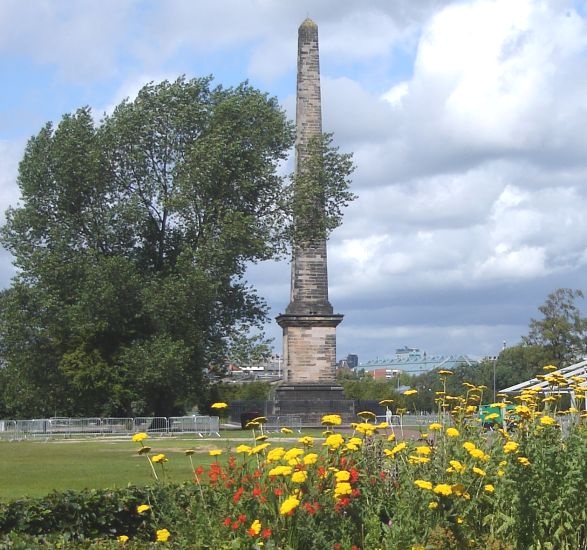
[500,359,587,411]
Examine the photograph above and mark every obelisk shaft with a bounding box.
[276,18,343,384]
[286,18,332,317]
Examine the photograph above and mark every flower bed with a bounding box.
[1,368,585,549]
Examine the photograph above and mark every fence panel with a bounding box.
[102,418,134,435]
[134,417,169,434]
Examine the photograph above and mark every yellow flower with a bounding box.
[428,501,439,509]
[409,455,430,464]
[136,504,151,514]
[484,484,495,493]
[248,519,261,535]
[323,433,345,450]
[255,434,268,442]
[235,444,252,454]
[379,399,394,406]
[517,456,531,466]
[132,432,148,443]
[404,389,418,396]
[357,410,376,420]
[303,453,319,465]
[540,415,557,426]
[156,528,170,542]
[387,433,396,441]
[503,441,519,454]
[250,443,271,454]
[334,482,353,498]
[284,448,304,461]
[448,460,465,473]
[463,441,476,452]
[298,436,314,447]
[472,467,486,477]
[446,427,459,438]
[335,470,351,482]
[184,449,195,456]
[118,535,129,544]
[151,454,168,464]
[415,445,432,455]
[279,496,300,515]
[291,470,308,483]
[451,483,469,499]
[210,402,228,409]
[384,442,407,457]
[438,370,454,376]
[355,422,376,436]
[429,423,443,431]
[469,448,490,461]
[543,364,557,371]
[281,427,293,434]
[433,483,453,496]
[414,479,433,490]
[321,414,342,426]
[266,447,286,462]
[209,449,222,457]
[268,465,293,477]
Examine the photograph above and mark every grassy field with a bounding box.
[0,430,330,500]
[0,436,234,500]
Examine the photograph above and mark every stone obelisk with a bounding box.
[275,18,345,411]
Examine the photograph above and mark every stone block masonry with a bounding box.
[276,18,343,385]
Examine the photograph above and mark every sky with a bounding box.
[2,0,587,364]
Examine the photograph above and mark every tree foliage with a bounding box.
[521,288,587,367]
[0,77,305,417]
[286,133,355,244]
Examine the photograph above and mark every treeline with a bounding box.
[340,288,587,411]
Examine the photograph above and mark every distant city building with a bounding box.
[356,347,478,379]
[347,354,359,369]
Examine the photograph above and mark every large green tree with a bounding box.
[0,77,302,418]
[521,288,587,367]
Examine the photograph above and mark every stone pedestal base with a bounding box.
[276,314,343,383]
[275,383,354,420]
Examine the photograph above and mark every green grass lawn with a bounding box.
[0,436,230,500]
[0,430,321,500]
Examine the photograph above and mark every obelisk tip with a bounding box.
[299,17,317,30]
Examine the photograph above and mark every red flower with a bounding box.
[228,456,237,469]
[232,521,240,530]
[304,502,320,515]
[335,497,351,511]
[333,544,342,550]
[261,528,272,539]
[274,488,283,497]
[233,487,245,504]
[352,488,361,498]
[223,517,232,527]
[252,485,262,497]
[195,466,204,476]
[238,514,247,524]
[253,469,262,478]
[349,468,360,483]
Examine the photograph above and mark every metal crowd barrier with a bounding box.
[264,415,303,433]
[0,416,221,441]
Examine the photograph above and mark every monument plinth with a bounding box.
[275,18,351,418]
